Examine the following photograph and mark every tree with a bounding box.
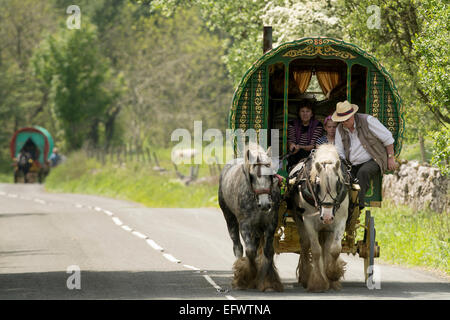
[413,0,449,170]
[0,0,56,166]
[118,7,233,147]
[32,21,123,150]
[149,0,344,85]
[413,0,449,127]
[337,0,449,130]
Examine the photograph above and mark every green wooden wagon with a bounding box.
[10,126,54,183]
[227,36,404,281]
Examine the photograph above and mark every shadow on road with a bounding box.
[0,270,231,300]
[0,269,449,299]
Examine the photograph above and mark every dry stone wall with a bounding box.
[382,160,449,213]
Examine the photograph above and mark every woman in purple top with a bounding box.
[287,100,323,172]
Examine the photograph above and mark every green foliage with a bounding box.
[400,139,433,162]
[371,201,449,274]
[413,0,449,124]
[116,7,233,147]
[150,0,344,85]
[430,126,450,176]
[150,0,265,85]
[32,21,123,150]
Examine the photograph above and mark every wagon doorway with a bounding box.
[267,58,348,154]
[21,138,40,161]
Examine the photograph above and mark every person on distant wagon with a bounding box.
[316,115,337,145]
[332,101,396,209]
[49,147,62,167]
[287,99,323,172]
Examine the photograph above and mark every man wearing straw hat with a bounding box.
[332,101,396,209]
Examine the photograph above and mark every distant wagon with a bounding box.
[10,126,54,183]
[228,36,405,281]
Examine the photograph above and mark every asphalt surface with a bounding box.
[0,183,449,300]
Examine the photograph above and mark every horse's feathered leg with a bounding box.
[256,216,283,292]
[305,222,329,292]
[323,213,347,290]
[232,222,258,289]
[218,189,243,258]
[296,223,312,289]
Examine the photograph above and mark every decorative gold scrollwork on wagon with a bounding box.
[386,92,396,133]
[371,73,380,120]
[239,89,249,131]
[283,45,357,60]
[254,70,263,133]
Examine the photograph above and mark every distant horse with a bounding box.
[290,144,349,292]
[14,151,33,183]
[218,144,283,292]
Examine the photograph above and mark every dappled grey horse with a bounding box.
[218,144,283,292]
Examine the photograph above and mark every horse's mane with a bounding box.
[309,144,343,183]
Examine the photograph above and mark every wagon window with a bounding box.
[288,58,348,121]
[350,64,368,113]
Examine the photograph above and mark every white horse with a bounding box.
[291,144,349,292]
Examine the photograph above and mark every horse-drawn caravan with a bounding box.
[10,126,54,183]
[221,37,404,292]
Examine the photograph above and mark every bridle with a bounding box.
[308,172,348,217]
[244,162,275,197]
[293,155,348,219]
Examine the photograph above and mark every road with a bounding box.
[0,183,448,300]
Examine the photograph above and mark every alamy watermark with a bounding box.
[367,5,381,30]
[66,5,81,30]
[66,265,81,290]
[366,265,381,290]
[170,121,281,171]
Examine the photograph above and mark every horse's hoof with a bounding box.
[329,281,342,291]
[257,282,284,292]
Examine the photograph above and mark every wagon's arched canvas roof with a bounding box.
[229,37,405,156]
[10,126,54,163]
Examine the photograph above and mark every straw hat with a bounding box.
[331,100,359,122]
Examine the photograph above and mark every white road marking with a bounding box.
[203,275,221,290]
[203,275,236,300]
[112,217,123,226]
[163,253,181,263]
[146,239,164,251]
[1,193,239,300]
[103,209,114,216]
[183,264,201,271]
[132,231,147,239]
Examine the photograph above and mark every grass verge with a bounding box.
[370,201,449,275]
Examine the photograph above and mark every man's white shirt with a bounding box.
[335,115,394,165]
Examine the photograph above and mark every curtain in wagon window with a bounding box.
[292,70,312,94]
[316,71,340,96]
